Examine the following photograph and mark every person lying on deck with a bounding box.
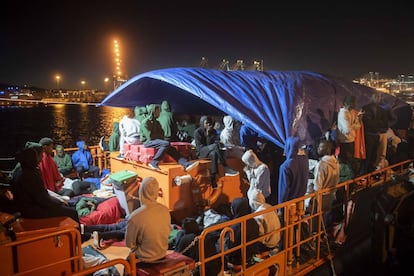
[81,219,127,250]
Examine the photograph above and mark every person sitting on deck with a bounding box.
[242,149,272,205]
[249,188,281,252]
[118,109,141,159]
[174,217,222,276]
[157,100,179,142]
[220,115,244,159]
[194,115,239,186]
[54,144,75,177]
[100,121,121,152]
[140,104,198,171]
[108,122,121,152]
[38,137,65,193]
[11,145,80,224]
[134,105,148,124]
[71,140,100,180]
[125,177,170,265]
[225,197,260,269]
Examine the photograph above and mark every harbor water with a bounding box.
[0,104,129,157]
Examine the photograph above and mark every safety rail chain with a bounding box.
[195,159,413,276]
[0,145,109,176]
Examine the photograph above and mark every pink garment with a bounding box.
[39,152,63,192]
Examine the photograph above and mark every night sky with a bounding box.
[1,1,413,89]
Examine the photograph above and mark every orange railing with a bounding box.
[1,150,411,275]
[195,159,412,276]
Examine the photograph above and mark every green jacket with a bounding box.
[134,106,148,123]
[108,122,120,152]
[54,147,73,172]
[157,100,178,140]
[140,104,164,143]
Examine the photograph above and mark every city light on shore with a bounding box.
[55,74,61,89]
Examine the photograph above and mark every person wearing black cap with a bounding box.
[38,137,65,192]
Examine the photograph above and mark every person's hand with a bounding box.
[4,190,13,201]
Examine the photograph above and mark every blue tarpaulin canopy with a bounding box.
[99,68,412,148]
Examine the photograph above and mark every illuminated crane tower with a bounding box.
[113,39,128,90]
[230,60,244,71]
[217,59,230,71]
[247,60,264,71]
[200,57,209,68]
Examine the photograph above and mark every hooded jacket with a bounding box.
[157,100,177,140]
[140,104,164,143]
[242,149,271,199]
[71,141,93,170]
[314,154,340,192]
[108,122,120,152]
[220,115,240,147]
[277,136,309,204]
[250,189,281,249]
[11,141,43,182]
[134,106,148,123]
[336,106,361,143]
[125,177,171,262]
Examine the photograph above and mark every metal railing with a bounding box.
[196,159,413,276]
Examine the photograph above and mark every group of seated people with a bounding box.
[78,176,281,275]
[0,137,105,230]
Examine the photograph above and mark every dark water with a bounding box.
[0,104,129,157]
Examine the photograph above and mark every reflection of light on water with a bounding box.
[51,104,70,147]
[0,105,131,156]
